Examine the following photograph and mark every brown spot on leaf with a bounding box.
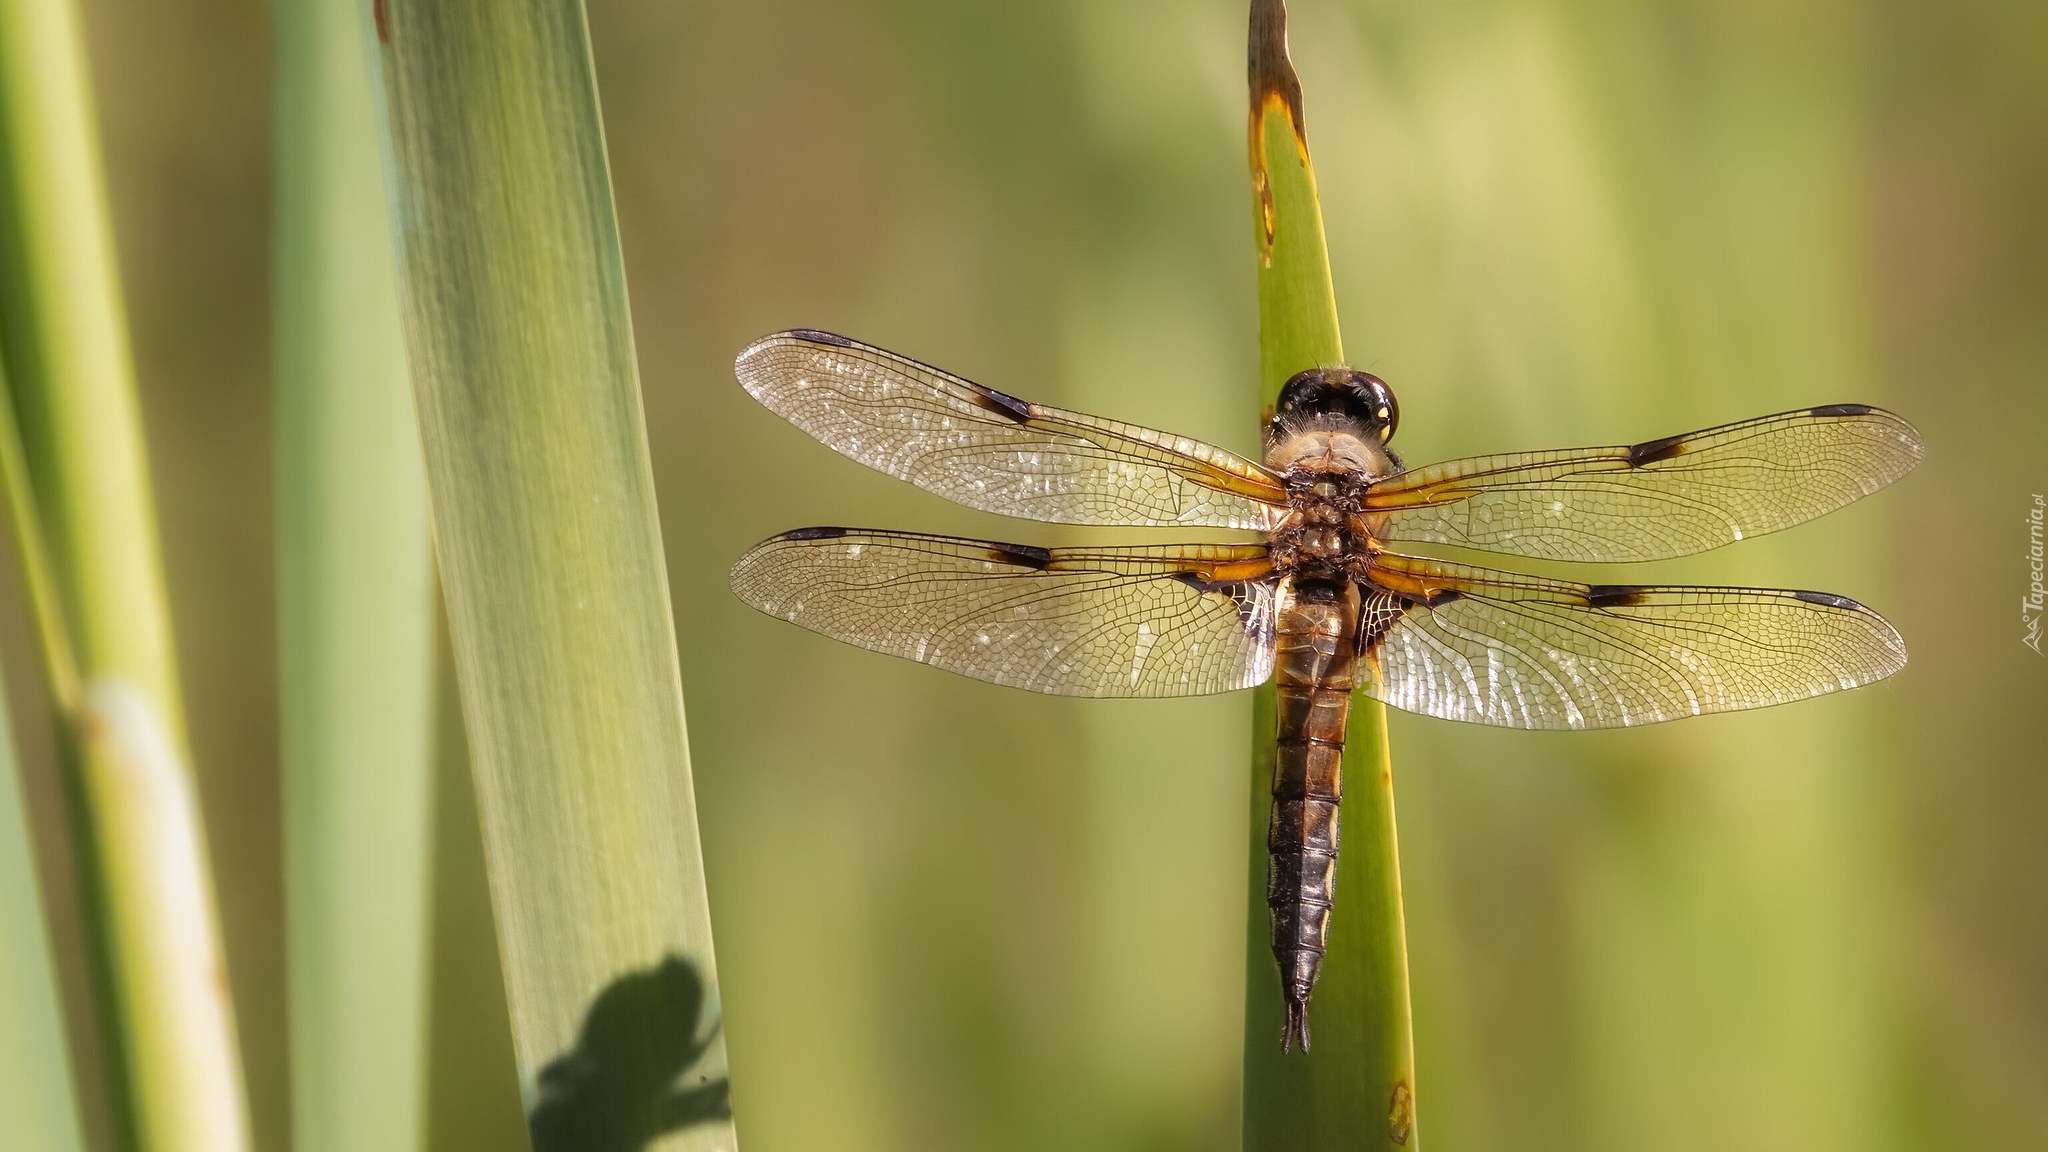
[374,0,390,43]
[1388,1079,1414,1145]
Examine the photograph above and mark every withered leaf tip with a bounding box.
[1247,0,1308,145]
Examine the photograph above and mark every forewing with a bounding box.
[1361,552,1907,730]
[731,528,1278,698]
[737,330,1287,529]
[1369,405,1922,562]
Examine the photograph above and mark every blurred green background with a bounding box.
[9,0,2043,1149]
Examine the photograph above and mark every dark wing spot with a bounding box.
[1808,403,1874,418]
[985,543,1053,569]
[788,329,855,348]
[1626,434,1687,467]
[1417,589,1462,609]
[964,383,1033,424]
[1585,585,1652,608]
[781,526,849,541]
[1792,589,1862,610]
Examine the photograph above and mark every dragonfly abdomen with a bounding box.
[1268,577,1359,1053]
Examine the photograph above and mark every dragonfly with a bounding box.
[728,329,1920,1052]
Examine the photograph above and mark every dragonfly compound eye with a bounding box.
[1275,369,1334,416]
[1337,369,1399,444]
[1276,367,1399,444]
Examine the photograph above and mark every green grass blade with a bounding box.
[0,2,180,728]
[1241,2,1417,1148]
[361,3,736,1148]
[276,0,436,1149]
[0,652,85,1152]
[0,1,250,1149]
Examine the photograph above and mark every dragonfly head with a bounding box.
[1272,367,1399,446]
[1267,367,1402,477]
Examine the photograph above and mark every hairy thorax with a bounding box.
[1263,422,1398,583]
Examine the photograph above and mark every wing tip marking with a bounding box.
[780,526,851,541]
[1791,588,1862,611]
[1807,402,1874,418]
[786,328,856,348]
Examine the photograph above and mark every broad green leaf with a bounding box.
[361,2,736,1148]
[1242,2,1418,1148]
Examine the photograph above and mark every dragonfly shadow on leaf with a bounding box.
[527,955,732,1152]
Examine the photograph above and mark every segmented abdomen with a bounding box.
[1268,577,1358,1052]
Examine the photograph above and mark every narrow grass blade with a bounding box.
[0,1,249,1148]
[361,3,736,1148]
[1242,2,1418,1148]
[276,0,436,1149]
[0,652,85,1152]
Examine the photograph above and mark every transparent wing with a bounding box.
[737,330,1287,529]
[731,528,1279,698]
[1368,405,1922,562]
[1361,551,1907,730]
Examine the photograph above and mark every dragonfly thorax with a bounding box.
[1271,463,1377,579]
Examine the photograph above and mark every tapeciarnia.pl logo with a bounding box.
[2027,494,2045,655]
